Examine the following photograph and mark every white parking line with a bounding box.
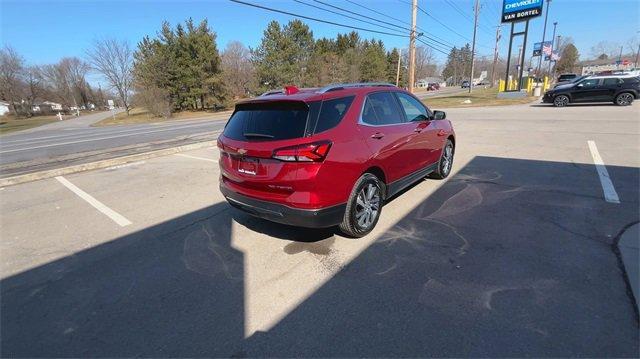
[175,153,218,163]
[587,140,620,204]
[55,176,132,226]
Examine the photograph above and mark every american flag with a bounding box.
[551,52,560,61]
[543,43,553,56]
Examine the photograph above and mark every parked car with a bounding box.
[557,73,578,82]
[461,81,470,88]
[218,83,456,237]
[543,75,640,107]
[554,75,588,88]
[427,82,440,91]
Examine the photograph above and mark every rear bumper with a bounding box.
[220,185,346,228]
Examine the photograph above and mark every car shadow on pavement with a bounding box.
[1,156,638,357]
[529,103,619,108]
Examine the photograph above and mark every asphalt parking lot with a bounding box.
[1,102,639,356]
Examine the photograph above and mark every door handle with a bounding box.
[371,132,385,139]
[437,129,447,137]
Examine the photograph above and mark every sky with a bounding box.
[1,0,639,84]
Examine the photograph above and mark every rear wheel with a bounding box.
[615,92,634,106]
[429,139,454,179]
[553,95,570,107]
[339,173,383,238]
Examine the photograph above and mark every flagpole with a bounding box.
[536,0,551,76]
[547,22,557,75]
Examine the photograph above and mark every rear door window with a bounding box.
[361,92,404,126]
[313,96,355,134]
[602,78,623,86]
[223,101,309,141]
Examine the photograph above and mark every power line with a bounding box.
[313,0,411,32]
[309,0,455,50]
[443,0,474,23]
[229,0,408,38]
[416,38,449,56]
[293,0,407,35]
[345,0,455,48]
[229,0,453,56]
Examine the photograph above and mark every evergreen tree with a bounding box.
[556,44,580,74]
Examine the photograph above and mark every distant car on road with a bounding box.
[543,75,640,107]
[218,83,456,237]
[461,81,470,88]
[557,73,578,83]
[427,82,440,91]
[554,75,588,88]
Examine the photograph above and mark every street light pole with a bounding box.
[536,0,551,76]
[547,22,557,74]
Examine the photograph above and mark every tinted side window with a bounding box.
[361,92,404,125]
[314,96,355,134]
[579,78,600,88]
[603,78,622,86]
[622,77,640,84]
[396,93,428,121]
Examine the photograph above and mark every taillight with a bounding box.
[272,141,332,162]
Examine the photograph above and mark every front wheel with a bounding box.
[615,92,634,106]
[553,95,570,107]
[339,173,384,238]
[429,139,454,180]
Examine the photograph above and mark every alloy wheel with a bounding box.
[616,93,633,106]
[441,143,453,176]
[355,183,381,230]
[554,95,569,107]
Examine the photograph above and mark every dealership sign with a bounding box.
[502,0,544,23]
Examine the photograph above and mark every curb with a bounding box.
[615,222,640,317]
[0,140,216,187]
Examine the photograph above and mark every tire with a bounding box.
[553,94,570,107]
[429,139,455,180]
[339,173,384,238]
[615,92,634,106]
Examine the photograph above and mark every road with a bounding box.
[1,102,638,356]
[0,88,462,175]
[0,111,228,176]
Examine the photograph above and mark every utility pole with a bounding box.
[408,0,417,93]
[469,0,479,93]
[396,48,402,86]
[490,26,501,87]
[536,0,551,76]
[635,42,640,69]
[547,22,557,74]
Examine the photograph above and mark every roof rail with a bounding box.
[316,82,396,93]
[260,89,284,97]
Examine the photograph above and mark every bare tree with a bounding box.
[221,41,255,98]
[86,38,133,115]
[0,46,25,116]
[414,46,437,80]
[590,40,619,59]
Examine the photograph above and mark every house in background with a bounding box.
[0,101,10,116]
[43,101,63,111]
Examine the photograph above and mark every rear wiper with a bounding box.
[243,133,274,138]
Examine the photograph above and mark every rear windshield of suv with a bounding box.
[224,101,309,141]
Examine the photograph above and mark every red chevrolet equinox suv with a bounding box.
[218,83,455,237]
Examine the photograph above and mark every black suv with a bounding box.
[543,76,640,107]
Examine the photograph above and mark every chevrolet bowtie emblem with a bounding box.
[237,148,247,155]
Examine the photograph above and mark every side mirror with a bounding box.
[433,110,446,120]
